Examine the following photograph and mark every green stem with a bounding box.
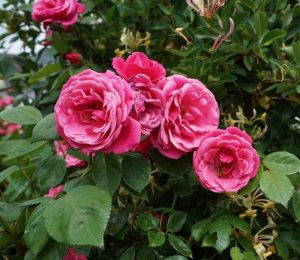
[0,215,23,260]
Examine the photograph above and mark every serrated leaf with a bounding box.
[122,153,151,193]
[0,165,19,184]
[92,153,121,196]
[32,113,59,142]
[148,231,165,247]
[168,234,192,258]
[209,218,232,253]
[263,151,300,174]
[167,212,187,233]
[136,214,159,232]
[24,203,49,256]
[29,63,62,85]
[19,197,51,207]
[36,156,66,190]
[44,185,111,248]
[0,106,42,125]
[260,170,294,207]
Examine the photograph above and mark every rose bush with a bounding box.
[0,0,300,259]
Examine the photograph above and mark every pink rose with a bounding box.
[3,122,22,135]
[65,52,82,66]
[32,0,85,27]
[54,69,141,154]
[150,75,219,159]
[130,75,165,135]
[132,137,153,158]
[112,52,166,82]
[193,127,260,193]
[54,140,86,168]
[64,248,87,260]
[0,96,14,108]
[44,185,64,198]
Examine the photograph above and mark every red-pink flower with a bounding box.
[130,75,165,135]
[151,75,219,159]
[44,185,64,198]
[193,127,260,193]
[0,96,14,108]
[112,52,166,83]
[54,140,87,168]
[54,69,141,154]
[132,137,153,157]
[32,0,85,27]
[64,248,87,260]
[3,122,22,135]
[65,52,82,66]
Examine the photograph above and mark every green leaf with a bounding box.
[239,167,263,195]
[19,198,50,207]
[0,165,19,184]
[36,156,66,190]
[0,202,22,221]
[168,234,193,258]
[191,219,212,242]
[0,140,46,159]
[263,151,300,174]
[136,214,159,232]
[275,237,289,260]
[230,247,244,260]
[92,153,121,196]
[164,256,188,260]
[292,42,300,65]
[260,170,294,207]
[52,33,71,55]
[167,212,187,233]
[51,70,70,90]
[209,218,232,253]
[226,216,251,233]
[122,153,151,193]
[261,29,286,46]
[293,192,300,222]
[24,203,49,256]
[149,150,190,175]
[32,113,59,142]
[29,63,62,85]
[44,185,112,248]
[148,231,165,247]
[0,106,42,125]
[120,245,136,260]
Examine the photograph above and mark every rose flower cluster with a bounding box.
[54,52,260,193]
[31,0,259,196]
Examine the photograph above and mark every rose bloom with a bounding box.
[112,52,166,82]
[44,185,64,198]
[0,96,14,108]
[54,69,141,154]
[64,248,87,260]
[150,75,219,159]
[130,74,165,135]
[193,127,260,193]
[32,0,85,27]
[54,140,87,168]
[65,52,82,66]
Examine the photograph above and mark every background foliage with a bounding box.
[0,0,300,259]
